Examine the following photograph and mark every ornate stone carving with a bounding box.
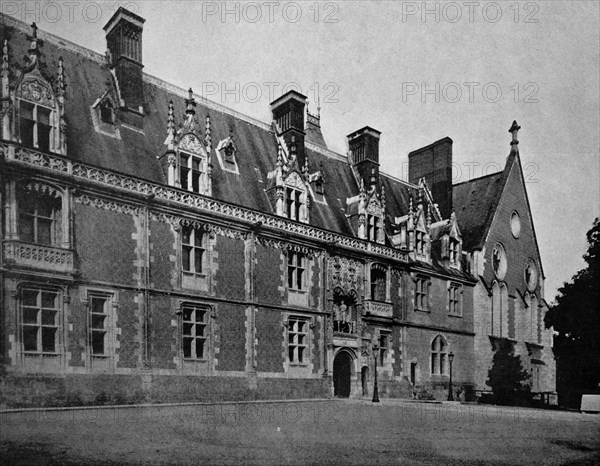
[17,75,55,107]
[179,133,206,156]
[75,194,140,216]
[3,241,74,273]
[3,142,411,263]
[328,256,362,292]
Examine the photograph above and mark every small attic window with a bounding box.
[216,137,239,175]
[100,100,115,124]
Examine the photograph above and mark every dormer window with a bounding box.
[415,230,425,255]
[366,214,381,242]
[180,152,203,193]
[286,187,303,221]
[20,100,53,152]
[100,100,115,124]
[449,238,460,264]
[216,136,239,174]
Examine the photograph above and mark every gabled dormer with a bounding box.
[90,90,120,139]
[266,138,311,223]
[161,89,212,196]
[430,211,463,271]
[346,175,386,244]
[3,24,67,155]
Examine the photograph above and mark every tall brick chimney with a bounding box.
[348,126,381,189]
[271,90,306,168]
[408,137,453,219]
[104,7,145,113]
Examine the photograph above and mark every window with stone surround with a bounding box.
[285,186,304,221]
[366,214,381,242]
[370,264,387,301]
[179,152,203,193]
[415,276,429,311]
[20,287,61,354]
[182,304,209,360]
[449,238,460,266]
[379,331,390,366]
[415,230,426,256]
[19,99,54,152]
[88,293,114,357]
[431,335,448,376]
[448,283,462,316]
[287,251,306,291]
[181,226,206,275]
[17,183,62,246]
[288,317,309,364]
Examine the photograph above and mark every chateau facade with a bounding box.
[0,10,554,407]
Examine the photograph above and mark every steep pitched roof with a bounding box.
[452,168,506,251]
[0,15,422,242]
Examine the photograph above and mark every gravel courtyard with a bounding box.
[1,399,599,465]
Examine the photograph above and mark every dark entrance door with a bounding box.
[361,366,369,396]
[333,351,352,397]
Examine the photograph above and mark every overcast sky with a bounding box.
[4,0,598,302]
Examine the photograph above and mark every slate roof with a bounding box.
[452,158,511,250]
[2,16,426,243]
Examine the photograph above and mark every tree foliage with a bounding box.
[486,339,530,405]
[545,218,600,400]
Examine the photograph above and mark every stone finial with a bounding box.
[27,22,41,67]
[205,115,212,150]
[31,22,38,39]
[1,40,8,78]
[509,120,521,152]
[427,204,432,228]
[370,168,377,191]
[289,135,297,161]
[56,57,66,97]
[277,142,284,168]
[185,88,196,116]
[167,100,175,136]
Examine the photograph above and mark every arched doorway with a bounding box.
[333,351,353,397]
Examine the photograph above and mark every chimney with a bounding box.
[104,7,145,113]
[408,137,453,219]
[348,126,381,189]
[271,90,306,168]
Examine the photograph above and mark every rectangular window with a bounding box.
[18,186,61,246]
[89,294,111,356]
[415,231,425,255]
[367,214,380,242]
[182,226,205,274]
[180,152,203,193]
[182,304,208,360]
[286,187,303,221]
[287,251,306,291]
[370,265,387,301]
[19,100,53,152]
[415,278,428,311]
[379,332,390,366]
[21,288,59,353]
[449,239,460,265]
[288,317,308,364]
[448,284,462,316]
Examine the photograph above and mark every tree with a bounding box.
[486,339,531,405]
[545,218,600,407]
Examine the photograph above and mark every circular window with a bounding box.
[492,243,507,280]
[511,211,521,238]
[524,258,538,291]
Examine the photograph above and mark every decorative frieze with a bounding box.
[3,240,74,273]
[4,142,410,263]
[75,194,140,216]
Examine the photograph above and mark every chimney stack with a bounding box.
[408,137,453,219]
[271,90,306,168]
[348,126,381,189]
[104,7,145,113]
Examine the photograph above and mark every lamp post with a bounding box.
[372,335,380,403]
[447,352,455,401]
